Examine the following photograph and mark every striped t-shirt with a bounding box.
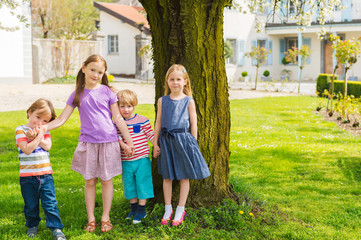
[117,114,154,161]
[15,125,53,177]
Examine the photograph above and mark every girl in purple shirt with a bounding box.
[30,55,134,233]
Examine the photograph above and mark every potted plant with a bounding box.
[241,71,250,82]
[280,69,291,81]
[261,70,271,81]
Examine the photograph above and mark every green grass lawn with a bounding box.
[1,96,361,239]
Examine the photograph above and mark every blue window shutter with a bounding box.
[279,38,286,64]
[342,0,352,22]
[267,40,273,65]
[303,38,311,64]
[252,40,257,65]
[237,39,245,66]
[107,36,110,54]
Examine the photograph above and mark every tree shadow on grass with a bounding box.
[337,157,361,182]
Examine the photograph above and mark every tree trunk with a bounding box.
[298,68,302,94]
[344,68,349,97]
[255,65,259,90]
[139,0,237,208]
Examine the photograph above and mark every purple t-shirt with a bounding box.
[66,85,118,143]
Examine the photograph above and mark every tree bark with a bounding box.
[139,0,237,207]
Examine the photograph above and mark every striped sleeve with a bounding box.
[44,131,51,140]
[15,128,27,144]
[142,120,154,141]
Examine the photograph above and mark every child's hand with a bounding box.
[25,128,38,140]
[153,145,160,158]
[39,125,47,135]
[124,145,133,157]
[129,145,135,156]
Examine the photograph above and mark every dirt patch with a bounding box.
[316,109,361,136]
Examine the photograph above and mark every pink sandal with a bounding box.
[161,210,173,225]
[172,211,186,226]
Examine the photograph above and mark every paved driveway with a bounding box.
[0,81,315,112]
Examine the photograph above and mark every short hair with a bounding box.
[27,98,56,121]
[116,89,138,106]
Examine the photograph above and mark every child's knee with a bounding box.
[85,178,98,186]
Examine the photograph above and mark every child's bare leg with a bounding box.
[130,198,138,204]
[163,178,172,205]
[100,178,113,222]
[139,199,146,205]
[178,179,189,207]
[162,179,173,220]
[84,178,98,223]
[174,179,189,221]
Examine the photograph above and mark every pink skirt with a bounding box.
[71,142,122,181]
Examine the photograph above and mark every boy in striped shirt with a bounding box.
[115,90,155,224]
[15,99,66,240]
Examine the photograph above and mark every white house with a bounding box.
[0,3,32,84]
[224,0,361,83]
[94,2,151,77]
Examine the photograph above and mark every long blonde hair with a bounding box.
[72,55,109,107]
[164,64,192,96]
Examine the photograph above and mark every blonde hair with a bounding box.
[27,98,56,121]
[164,64,192,96]
[116,89,138,106]
[73,55,109,107]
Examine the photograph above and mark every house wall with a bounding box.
[225,1,361,86]
[0,3,32,84]
[99,12,141,75]
[32,39,101,83]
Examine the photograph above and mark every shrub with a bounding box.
[333,80,361,98]
[316,74,338,96]
[263,70,270,77]
[282,57,290,65]
[241,71,248,77]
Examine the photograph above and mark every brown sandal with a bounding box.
[101,220,113,232]
[85,221,97,232]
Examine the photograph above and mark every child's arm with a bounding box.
[153,98,162,158]
[47,104,74,131]
[25,105,74,140]
[38,131,52,151]
[110,103,135,153]
[142,120,155,145]
[188,99,198,140]
[18,126,47,155]
[118,139,133,156]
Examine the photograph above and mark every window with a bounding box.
[286,38,298,51]
[252,39,272,66]
[289,1,296,14]
[108,35,119,54]
[257,39,266,49]
[227,39,237,64]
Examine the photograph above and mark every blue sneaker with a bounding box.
[52,229,66,240]
[132,211,147,224]
[126,210,137,220]
[26,227,38,238]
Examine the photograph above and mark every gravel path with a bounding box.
[0,82,301,112]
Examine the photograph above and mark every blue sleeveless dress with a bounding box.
[158,95,211,180]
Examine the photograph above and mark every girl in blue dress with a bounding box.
[153,64,210,226]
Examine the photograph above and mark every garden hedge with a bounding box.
[316,74,338,96]
[333,80,361,98]
[317,74,361,98]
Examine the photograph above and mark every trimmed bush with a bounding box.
[242,71,248,77]
[316,74,338,96]
[263,70,270,77]
[333,80,361,98]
